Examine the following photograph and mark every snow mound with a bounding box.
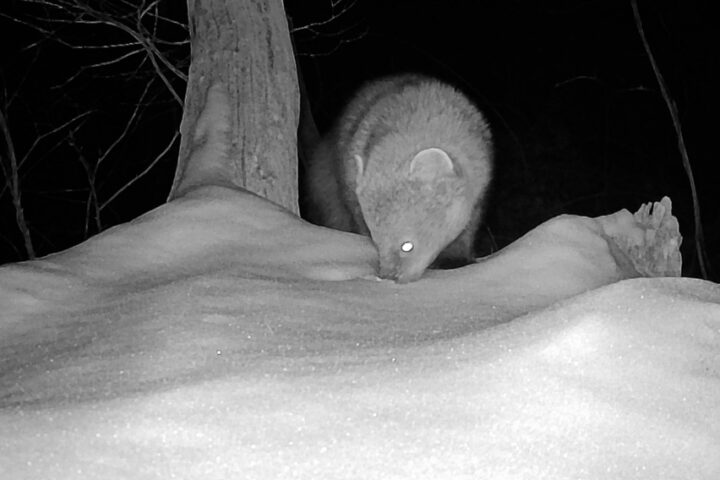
[0,188,717,479]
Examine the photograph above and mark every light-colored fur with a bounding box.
[305,75,493,282]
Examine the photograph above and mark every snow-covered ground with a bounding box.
[0,188,718,479]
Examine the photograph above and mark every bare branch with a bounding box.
[97,80,153,169]
[630,0,709,279]
[19,110,94,169]
[292,0,360,34]
[100,129,179,211]
[290,0,368,57]
[0,108,36,259]
[66,130,102,234]
[18,0,187,102]
[0,0,189,260]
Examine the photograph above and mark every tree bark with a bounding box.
[170,0,299,214]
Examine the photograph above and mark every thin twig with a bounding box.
[630,0,708,279]
[99,129,179,211]
[97,80,152,168]
[0,108,36,259]
[19,110,94,169]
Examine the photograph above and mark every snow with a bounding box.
[0,187,718,479]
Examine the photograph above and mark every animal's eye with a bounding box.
[400,241,414,253]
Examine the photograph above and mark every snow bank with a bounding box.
[0,188,717,479]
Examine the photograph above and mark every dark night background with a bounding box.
[0,1,717,280]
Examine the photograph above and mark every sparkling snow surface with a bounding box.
[0,189,718,479]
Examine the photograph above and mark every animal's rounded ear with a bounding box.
[409,148,456,180]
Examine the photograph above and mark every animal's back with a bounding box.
[305,75,493,282]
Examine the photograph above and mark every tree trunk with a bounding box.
[170,0,299,215]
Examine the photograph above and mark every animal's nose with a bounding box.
[378,264,400,282]
[378,264,423,284]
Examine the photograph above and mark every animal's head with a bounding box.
[355,147,472,283]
